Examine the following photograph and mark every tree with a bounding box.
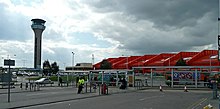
[43,60,51,76]
[43,60,60,76]
[100,59,112,69]
[51,62,59,75]
[175,58,187,66]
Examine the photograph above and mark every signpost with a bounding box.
[4,59,15,103]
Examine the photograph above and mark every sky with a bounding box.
[0,0,219,69]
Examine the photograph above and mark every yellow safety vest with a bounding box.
[79,79,84,85]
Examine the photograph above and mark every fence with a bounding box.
[133,66,220,88]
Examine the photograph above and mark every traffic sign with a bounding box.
[4,59,15,66]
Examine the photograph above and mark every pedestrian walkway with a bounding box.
[0,85,136,109]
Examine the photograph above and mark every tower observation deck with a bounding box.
[31,19,46,69]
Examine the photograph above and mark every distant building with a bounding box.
[66,63,93,71]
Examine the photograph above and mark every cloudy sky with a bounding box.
[0,0,218,69]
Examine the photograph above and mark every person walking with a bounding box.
[77,77,85,94]
[204,76,207,87]
[59,77,63,87]
[76,77,79,87]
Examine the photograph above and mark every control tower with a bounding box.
[31,19,46,69]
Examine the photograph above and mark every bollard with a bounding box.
[25,83,28,90]
[99,84,101,95]
[101,83,107,95]
[138,81,140,90]
[184,85,188,92]
[160,85,163,92]
[34,83,36,91]
[145,78,148,86]
[213,81,218,99]
[138,81,140,89]
[37,83,40,91]
[20,83,23,90]
[90,82,92,93]
[85,83,87,93]
[32,83,34,90]
[106,85,108,95]
[29,83,32,91]
[93,83,97,93]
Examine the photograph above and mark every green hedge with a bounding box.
[25,75,87,83]
[49,76,78,82]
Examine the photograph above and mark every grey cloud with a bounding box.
[86,0,218,55]
[121,0,217,28]
[86,0,218,29]
[81,0,119,13]
[0,3,33,41]
[0,0,218,63]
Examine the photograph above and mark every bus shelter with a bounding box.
[57,70,90,87]
[89,70,134,87]
[133,66,220,88]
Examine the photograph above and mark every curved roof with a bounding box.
[94,50,220,70]
[31,18,46,23]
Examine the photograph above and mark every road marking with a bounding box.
[26,92,49,96]
[139,95,164,101]
[26,92,70,96]
[186,97,208,109]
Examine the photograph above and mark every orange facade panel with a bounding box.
[114,56,141,69]
[163,52,198,66]
[130,55,157,67]
[144,53,175,66]
[188,50,219,66]
[94,50,220,70]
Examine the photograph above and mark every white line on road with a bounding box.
[26,92,71,96]
[186,98,208,109]
[139,95,164,101]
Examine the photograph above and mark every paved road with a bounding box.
[0,85,137,109]
[18,90,216,109]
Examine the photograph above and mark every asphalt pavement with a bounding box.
[0,85,137,109]
[0,85,219,109]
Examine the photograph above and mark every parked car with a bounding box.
[35,78,54,85]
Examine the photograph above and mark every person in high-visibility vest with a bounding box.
[77,77,85,94]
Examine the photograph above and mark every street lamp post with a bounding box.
[126,56,128,69]
[210,55,218,73]
[122,54,129,69]
[92,54,94,65]
[72,52,75,68]
[210,56,212,73]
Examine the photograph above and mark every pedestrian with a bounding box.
[76,77,79,87]
[145,77,148,86]
[77,77,85,94]
[204,76,207,87]
[59,77,63,86]
[120,78,126,89]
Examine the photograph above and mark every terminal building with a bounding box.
[93,50,220,73]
